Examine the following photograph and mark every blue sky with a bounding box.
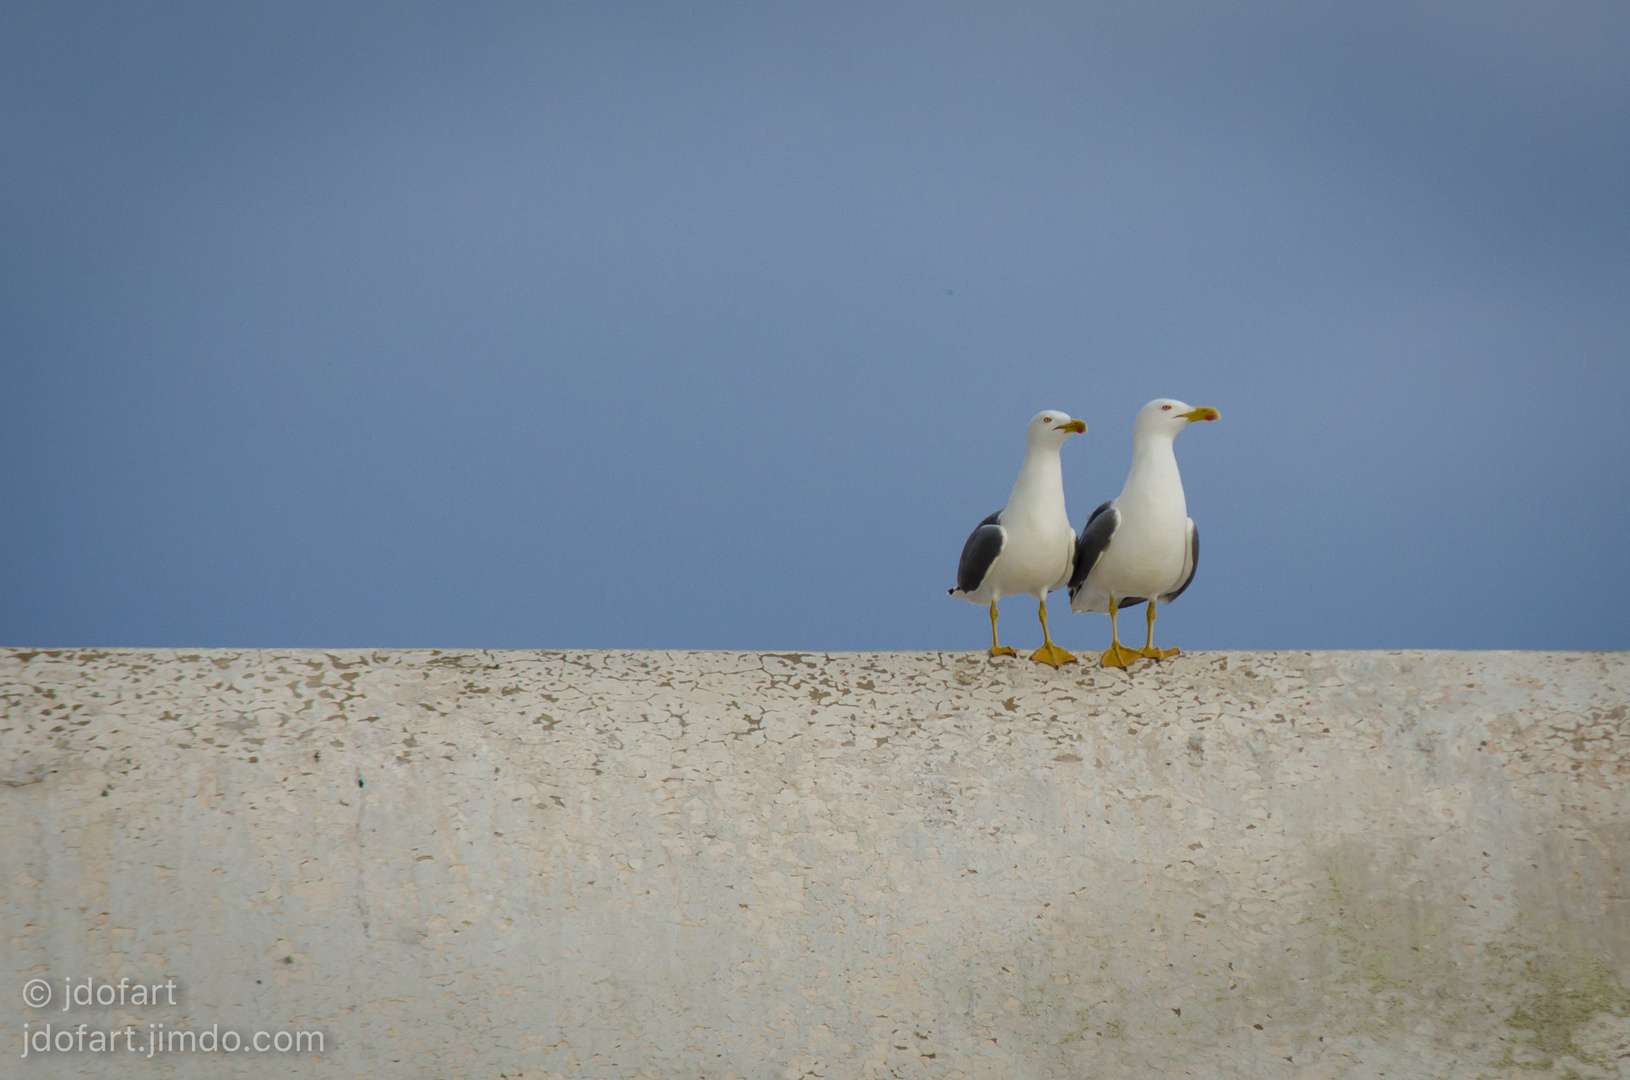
[2,2,1626,651]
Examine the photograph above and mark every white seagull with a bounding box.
[1068,398,1218,668]
[949,410,1087,667]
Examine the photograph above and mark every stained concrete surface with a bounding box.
[1,648,1627,1079]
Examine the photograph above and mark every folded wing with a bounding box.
[951,511,1005,595]
[1067,501,1117,601]
[1160,518,1199,603]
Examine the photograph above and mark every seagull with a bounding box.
[1068,398,1218,668]
[949,410,1087,667]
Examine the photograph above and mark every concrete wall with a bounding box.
[2,648,1627,1079]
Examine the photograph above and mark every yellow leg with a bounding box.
[1100,597,1142,668]
[987,601,1017,658]
[1139,600,1181,660]
[1029,597,1077,667]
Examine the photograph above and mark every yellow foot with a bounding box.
[988,645,1018,658]
[1139,646,1181,660]
[1100,643,1142,668]
[1029,642,1077,667]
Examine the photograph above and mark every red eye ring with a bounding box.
[1161,404,1172,410]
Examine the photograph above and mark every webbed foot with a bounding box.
[1030,643,1077,667]
[1100,643,1142,668]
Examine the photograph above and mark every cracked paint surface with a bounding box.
[1,648,1627,1078]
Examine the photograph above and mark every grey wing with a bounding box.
[1067,502,1117,599]
[1160,518,1199,603]
[951,510,1005,595]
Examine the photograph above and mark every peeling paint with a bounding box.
[0,648,1626,1079]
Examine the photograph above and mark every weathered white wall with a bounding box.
[2,648,1627,1079]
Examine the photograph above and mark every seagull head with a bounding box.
[1027,409,1087,448]
[1135,398,1219,439]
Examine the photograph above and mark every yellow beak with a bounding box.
[1181,407,1219,422]
[1055,419,1087,433]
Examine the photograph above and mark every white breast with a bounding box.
[1088,435,1190,602]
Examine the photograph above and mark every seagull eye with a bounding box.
[1043,416,1053,423]
[1161,405,1172,411]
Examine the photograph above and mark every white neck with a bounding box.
[1120,431,1186,518]
[1007,441,1067,521]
